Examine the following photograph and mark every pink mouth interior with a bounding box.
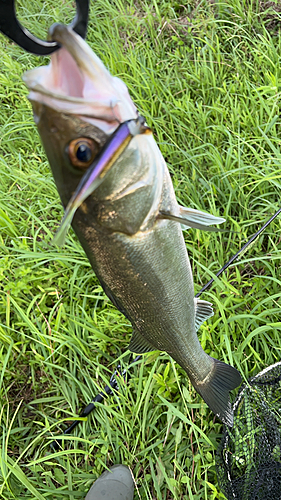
[51,49,85,98]
[46,48,111,103]
[24,44,138,132]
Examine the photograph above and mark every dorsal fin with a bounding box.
[194,299,214,331]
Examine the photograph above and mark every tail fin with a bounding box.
[192,358,242,426]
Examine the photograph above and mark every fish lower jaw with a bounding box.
[27,90,129,134]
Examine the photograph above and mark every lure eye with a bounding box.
[67,138,98,169]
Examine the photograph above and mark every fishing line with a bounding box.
[195,206,281,298]
[50,207,281,449]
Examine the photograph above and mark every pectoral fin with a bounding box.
[129,329,156,354]
[194,299,214,331]
[160,206,225,232]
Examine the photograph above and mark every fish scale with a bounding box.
[23,23,241,425]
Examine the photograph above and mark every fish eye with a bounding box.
[67,138,98,169]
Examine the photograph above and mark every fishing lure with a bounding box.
[52,116,151,246]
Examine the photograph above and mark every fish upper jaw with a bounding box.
[23,24,137,134]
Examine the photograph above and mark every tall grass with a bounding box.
[0,0,280,498]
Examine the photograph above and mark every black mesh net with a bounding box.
[216,362,281,500]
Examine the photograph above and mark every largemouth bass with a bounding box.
[23,24,241,425]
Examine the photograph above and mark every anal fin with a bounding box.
[194,298,214,331]
[129,329,156,354]
[160,206,225,232]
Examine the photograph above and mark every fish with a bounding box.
[23,23,241,425]
[52,116,151,246]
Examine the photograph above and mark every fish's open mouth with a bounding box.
[23,24,137,133]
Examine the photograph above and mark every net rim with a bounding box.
[233,361,281,412]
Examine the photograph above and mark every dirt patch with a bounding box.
[260,1,281,30]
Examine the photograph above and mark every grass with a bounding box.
[0,0,280,498]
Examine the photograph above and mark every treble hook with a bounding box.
[0,0,89,55]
